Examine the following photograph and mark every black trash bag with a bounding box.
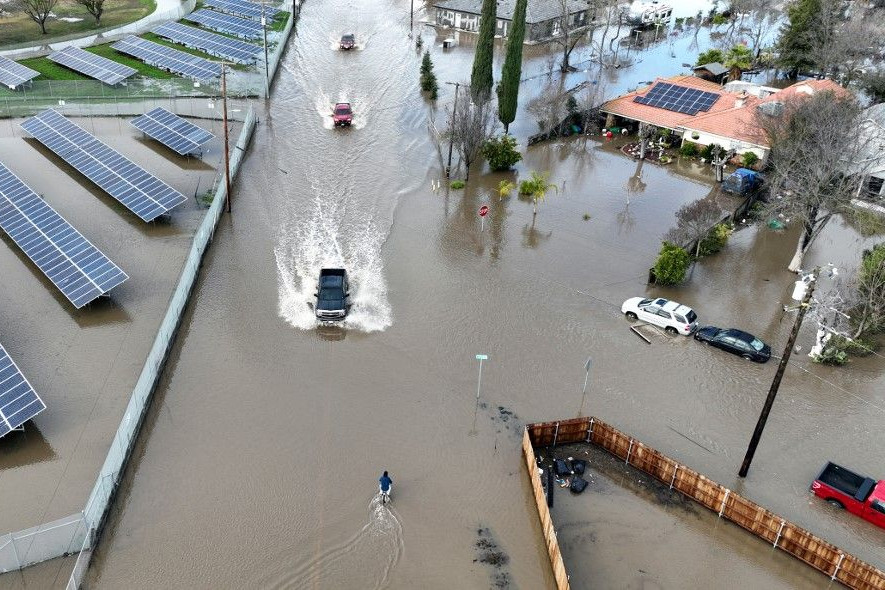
[570,475,588,494]
[570,459,586,475]
[554,459,571,477]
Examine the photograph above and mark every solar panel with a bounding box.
[0,161,128,308]
[185,9,264,40]
[47,46,136,85]
[152,22,261,64]
[0,342,46,439]
[20,110,187,222]
[204,0,281,21]
[131,108,215,155]
[634,82,721,116]
[0,56,39,90]
[112,35,221,80]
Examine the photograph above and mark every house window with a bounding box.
[867,176,884,197]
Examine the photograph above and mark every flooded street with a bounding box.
[2,0,882,588]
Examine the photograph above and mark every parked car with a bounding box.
[333,102,353,127]
[811,462,885,529]
[339,33,356,50]
[693,326,771,362]
[621,297,698,335]
[315,268,350,321]
[722,168,763,195]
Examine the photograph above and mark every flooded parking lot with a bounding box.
[2,0,884,588]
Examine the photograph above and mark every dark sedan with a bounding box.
[694,326,772,363]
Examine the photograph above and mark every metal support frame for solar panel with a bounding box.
[0,161,128,307]
[0,342,46,439]
[186,9,264,40]
[47,46,136,85]
[204,0,281,21]
[131,108,215,156]
[0,56,39,90]
[112,36,221,81]
[634,82,721,116]
[152,22,261,64]
[20,110,187,222]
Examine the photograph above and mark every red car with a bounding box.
[811,462,885,529]
[333,103,353,127]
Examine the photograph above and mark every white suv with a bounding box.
[621,297,698,335]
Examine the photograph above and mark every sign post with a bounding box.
[578,357,592,417]
[478,204,489,232]
[470,354,489,434]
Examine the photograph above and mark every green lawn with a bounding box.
[17,43,173,81]
[87,44,175,79]
[0,0,156,46]
[17,56,91,81]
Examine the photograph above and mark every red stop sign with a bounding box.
[479,205,489,217]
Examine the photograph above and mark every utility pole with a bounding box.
[738,272,816,478]
[262,0,270,97]
[577,357,592,417]
[221,63,232,214]
[444,81,461,178]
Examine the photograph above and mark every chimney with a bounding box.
[734,91,748,108]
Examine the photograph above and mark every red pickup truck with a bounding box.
[811,462,885,529]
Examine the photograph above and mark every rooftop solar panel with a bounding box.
[47,46,136,85]
[152,22,261,64]
[131,108,215,155]
[0,161,128,308]
[185,8,264,40]
[0,56,39,90]
[112,35,221,80]
[633,82,720,116]
[20,110,187,222]
[204,0,281,21]
[0,342,46,439]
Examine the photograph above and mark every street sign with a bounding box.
[478,205,489,217]
[475,354,488,360]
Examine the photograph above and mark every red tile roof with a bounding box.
[601,77,848,148]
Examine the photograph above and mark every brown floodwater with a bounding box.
[2,0,883,588]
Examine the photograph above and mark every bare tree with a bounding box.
[553,0,597,72]
[743,0,780,64]
[15,0,59,34]
[526,83,569,134]
[665,198,725,258]
[73,0,106,25]
[757,90,865,272]
[444,92,497,181]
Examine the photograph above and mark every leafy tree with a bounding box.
[861,71,885,104]
[73,0,106,24]
[420,51,438,99]
[481,135,522,171]
[851,243,885,338]
[14,0,59,34]
[497,0,527,132]
[470,0,496,103]
[695,48,724,66]
[777,0,822,77]
[724,44,753,81]
[653,243,691,285]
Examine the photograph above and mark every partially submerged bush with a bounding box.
[653,242,690,285]
[481,135,522,171]
[450,179,466,189]
[680,142,699,157]
[741,151,759,168]
[698,222,733,256]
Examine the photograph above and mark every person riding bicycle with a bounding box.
[379,471,393,500]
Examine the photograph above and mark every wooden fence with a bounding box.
[524,416,885,590]
[521,430,570,590]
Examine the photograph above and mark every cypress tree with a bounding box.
[776,0,822,78]
[497,0,527,133]
[470,0,496,103]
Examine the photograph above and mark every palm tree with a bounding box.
[724,44,753,82]
[526,171,557,216]
[498,180,516,201]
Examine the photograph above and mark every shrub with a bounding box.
[741,151,759,168]
[711,13,728,25]
[680,142,699,157]
[481,135,523,171]
[519,179,535,194]
[696,48,724,66]
[420,51,438,98]
[653,242,690,285]
[450,179,465,189]
[699,143,722,160]
[698,223,732,256]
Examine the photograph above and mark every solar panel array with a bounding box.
[634,82,721,116]
[204,0,281,21]
[112,35,221,80]
[0,56,39,89]
[0,342,46,438]
[0,161,128,308]
[152,22,261,64]
[186,8,264,40]
[131,107,215,155]
[47,46,136,85]
[21,110,187,222]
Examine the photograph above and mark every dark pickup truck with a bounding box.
[315,268,350,322]
[811,462,885,529]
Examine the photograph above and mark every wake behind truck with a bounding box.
[811,462,885,529]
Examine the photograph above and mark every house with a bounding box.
[600,75,845,161]
[432,0,591,43]
[853,103,885,198]
[692,62,728,84]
